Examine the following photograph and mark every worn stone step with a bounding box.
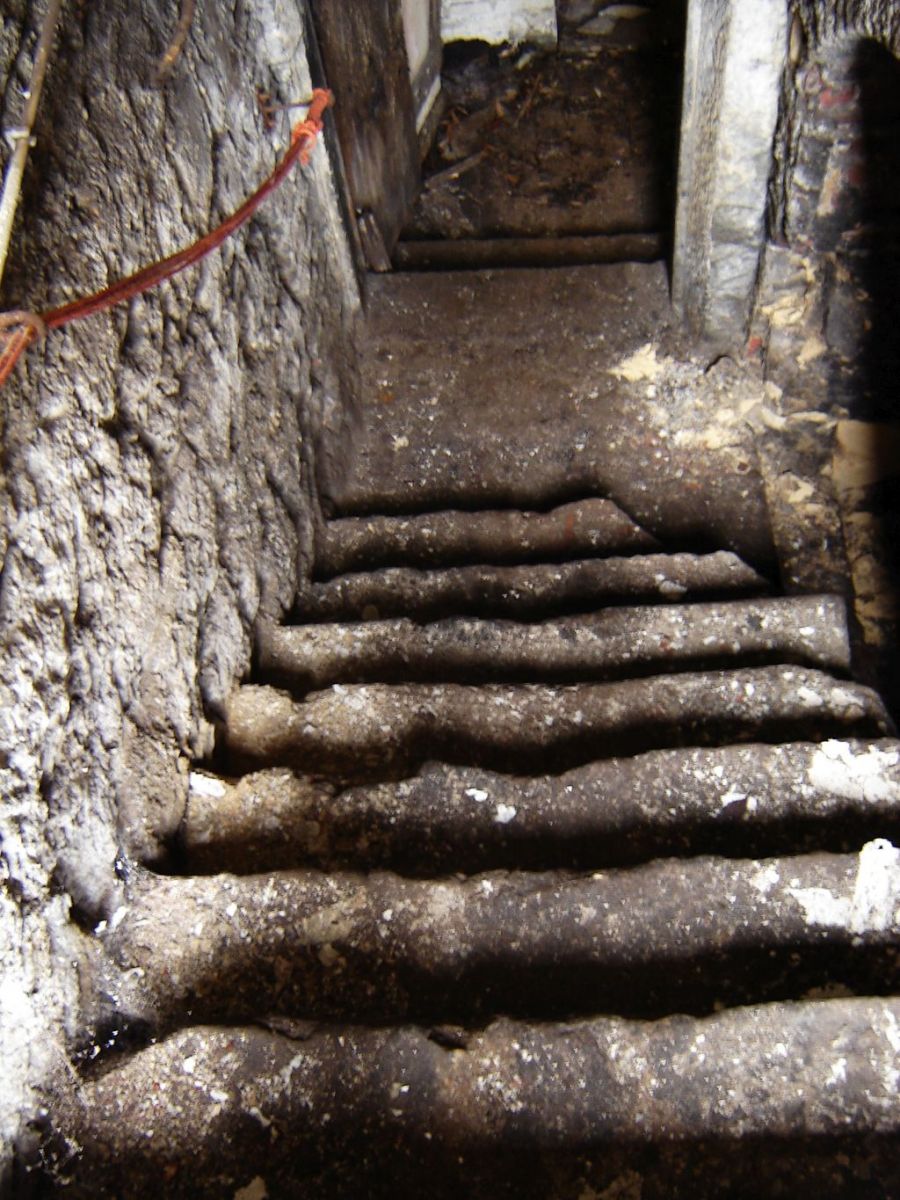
[313,498,661,576]
[223,668,891,782]
[182,739,900,875]
[104,843,900,1028]
[56,998,900,1199]
[322,264,776,572]
[260,596,850,692]
[296,550,768,622]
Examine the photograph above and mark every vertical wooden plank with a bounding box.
[402,0,442,130]
[309,0,420,265]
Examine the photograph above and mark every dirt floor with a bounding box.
[402,5,683,245]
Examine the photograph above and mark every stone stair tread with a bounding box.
[223,667,892,782]
[58,999,900,1199]
[296,550,769,621]
[104,844,900,1027]
[46,82,900,1196]
[260,595,850,691]
[182,738,900,874]
[322,264,775,571]
[314,497,660,576]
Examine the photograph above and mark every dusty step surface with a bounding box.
[313,497,660,576]
[260,595,851,691]
[54,998,900,1200]
[323,265,775,571]
[223,668,891,781]
[55,999,900,1199]
[183,739,900,875]
[393,231,665,270]
[296,549,768,622]
[101,843,900,1028]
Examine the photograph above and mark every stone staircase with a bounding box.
[50,263,900,1198]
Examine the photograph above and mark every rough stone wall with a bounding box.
[754,1,900,409]
[798,0,900,48]
[673,0,900,364]
[0,0,360,1186]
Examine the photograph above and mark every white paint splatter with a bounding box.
[787,885,851,928]
[808,740,900,804]
[848,839,900,932]
[787,839,900,933]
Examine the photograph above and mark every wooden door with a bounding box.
[308,0,421,269]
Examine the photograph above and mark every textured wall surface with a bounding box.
[672,0,787,343]
[0,0,359,1185]
[797,0,900,48]
[752,0,900,403]
[674,0,900,349]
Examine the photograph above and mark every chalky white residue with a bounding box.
[608,342,666,382]
[465,787,489,803]
[827,1057,847,1085]
[787,839,900,933]
[189,771,227,799]
[495,804,517,824]
[751,864,780,895]
[276,1052,306,1094]
[808,740,900,804]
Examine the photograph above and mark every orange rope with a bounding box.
[0,88,333,388]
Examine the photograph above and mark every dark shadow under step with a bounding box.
[182,739,900,875]
[223,667,891,782]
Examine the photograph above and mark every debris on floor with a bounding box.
[401,25,682,248]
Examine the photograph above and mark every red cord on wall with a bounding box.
[0,87,333,388]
